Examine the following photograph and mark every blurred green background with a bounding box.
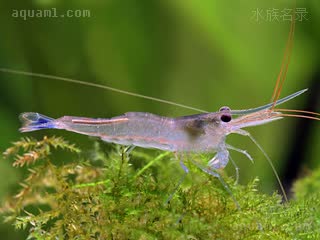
[0,0,319,238]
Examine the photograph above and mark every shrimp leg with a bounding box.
[226,144,254,163]
[229,155,240,185]
[165,154,189,204]
[190,158,240,209]
[235,129,288,202]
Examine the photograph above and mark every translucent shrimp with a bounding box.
[18,88,318,208]
[18,89,307,155]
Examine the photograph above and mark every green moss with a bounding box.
[293,167,320,200]
[1,137,320,239]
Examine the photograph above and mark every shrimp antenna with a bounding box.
[0,68,208,113]
[276,108,320,121]
[271,8,296,108]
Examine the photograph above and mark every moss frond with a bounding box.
[1,136,319,239]
[3,136,80,167]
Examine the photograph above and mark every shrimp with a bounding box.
[1,13,319,208]
[16,88,318,207]
[17,90,307,154]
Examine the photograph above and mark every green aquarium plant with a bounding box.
[1,136,319,239]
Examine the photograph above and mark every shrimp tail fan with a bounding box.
[19,112,56,132]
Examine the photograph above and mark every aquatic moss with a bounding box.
[1,136,319,239]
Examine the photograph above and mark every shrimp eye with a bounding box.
[219,106,231,112]
[220,114,231,122]
[219,106,231,122]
